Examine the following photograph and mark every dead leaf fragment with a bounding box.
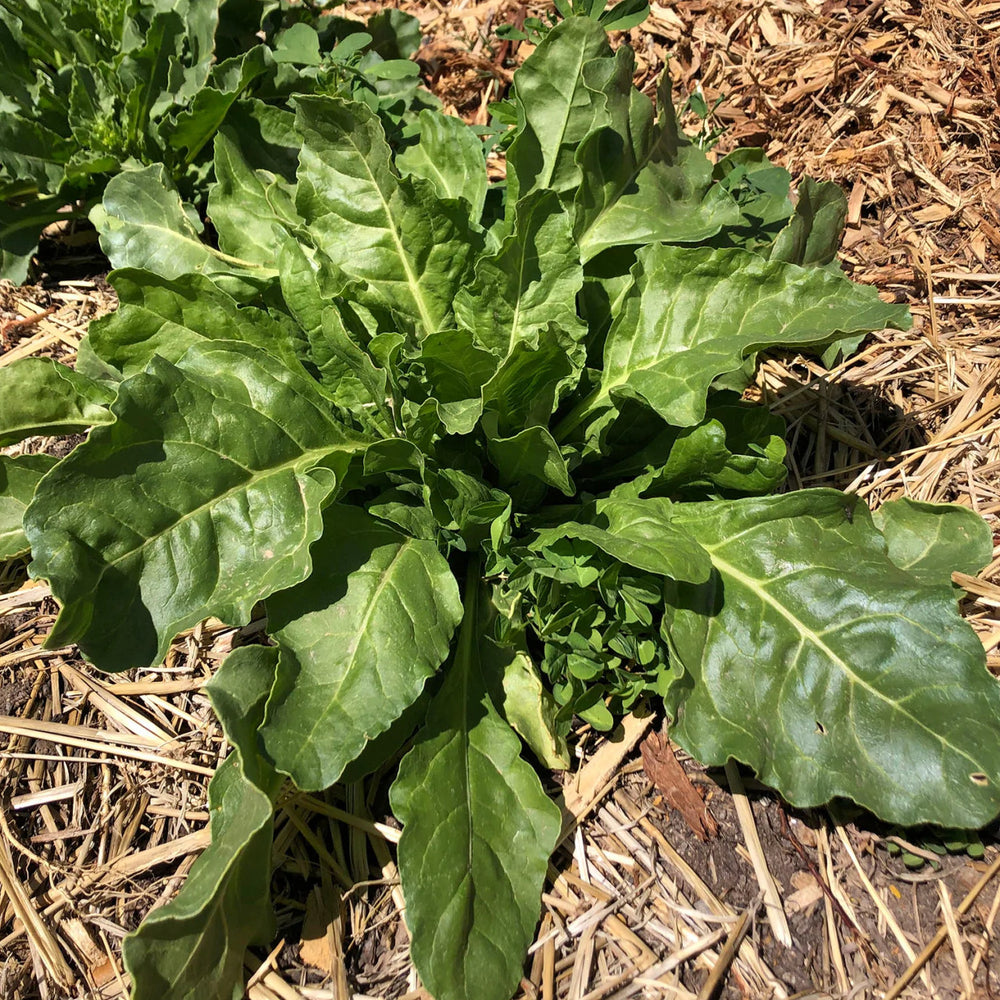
[640,730,719,841]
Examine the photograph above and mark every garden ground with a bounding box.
[1,0,999,997]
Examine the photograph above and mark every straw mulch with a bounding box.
[2,0,999,997]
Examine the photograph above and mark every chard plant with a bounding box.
[0,0,430,281]
[3,7,999,1000]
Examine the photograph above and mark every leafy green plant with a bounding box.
[3,11,999,1000]
[0,0,431,282]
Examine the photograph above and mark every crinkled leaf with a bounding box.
[596,244,911,427]
[397,109,487,219]
[574,73,741,261]
[25,341,367,671]
[455,190,585,358]
[873,497,992,589]
[505,17,621,207]
[391,577,561,1000]
[662,490,1000,828]
[485,421,574,497]
[91,165,275,288]
[0,454,57,559]
[0,112,71,192]
[531,496,711,581]
[294,96,479,337]
[124,644,280,1000]
[261,505,462,789]
[0,358,115,445]
[89,269,306,376]
[167,46,272,162]
[481,332,575,434]
[208,128,300,266]
[118,10,186,138]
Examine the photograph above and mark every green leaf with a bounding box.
[0,112,72,192]
[124,644,280,1000]
[574,73,741,261]
[485,421,574,497]
[118,10,186,139]
[294,96,479,337]
[89,269,306,376]
[25,342,368,671]
[873,497,993,588]
[598,0,649,30]
[505,17,621,206]
[770,177,847,267]
[0,454,57,559]
[391,572,562,1000]
[91,165,275,287]
[497,649,570,769]
[481,332,575,434]
[662,490,1000,828]
[0,358,115,445]
[167,46,272,162]
[531,497,712,582]
[208,127,300,266]
[455,190,586,358]
[396,109,487,220]
[593,244,911,428]
[273,22,321,65]
[261,505,462,790]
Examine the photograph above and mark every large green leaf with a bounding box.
[396,108,487,220]
[89,269,306,376]
[124,644,280,1000]
[294,96,479,337]
[91,165,276,285]
[574,73,741,261]
[531,496,712,582]
[391,574,561,1000]
[455,190,585,358]
[662,490,1000,828]
[0,454,56,559]
[593,244,911,428]
[25,342,367,671]
[260,505,462,790]
[0,358,115,445]
[505,17,624,207]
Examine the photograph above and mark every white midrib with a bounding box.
[706,548,983,768]
[83,437,366,582]
[289,540,414,774]
[353,143,438,336]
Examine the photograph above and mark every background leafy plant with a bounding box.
[2,7,999,1000]
[0,0,431,282]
